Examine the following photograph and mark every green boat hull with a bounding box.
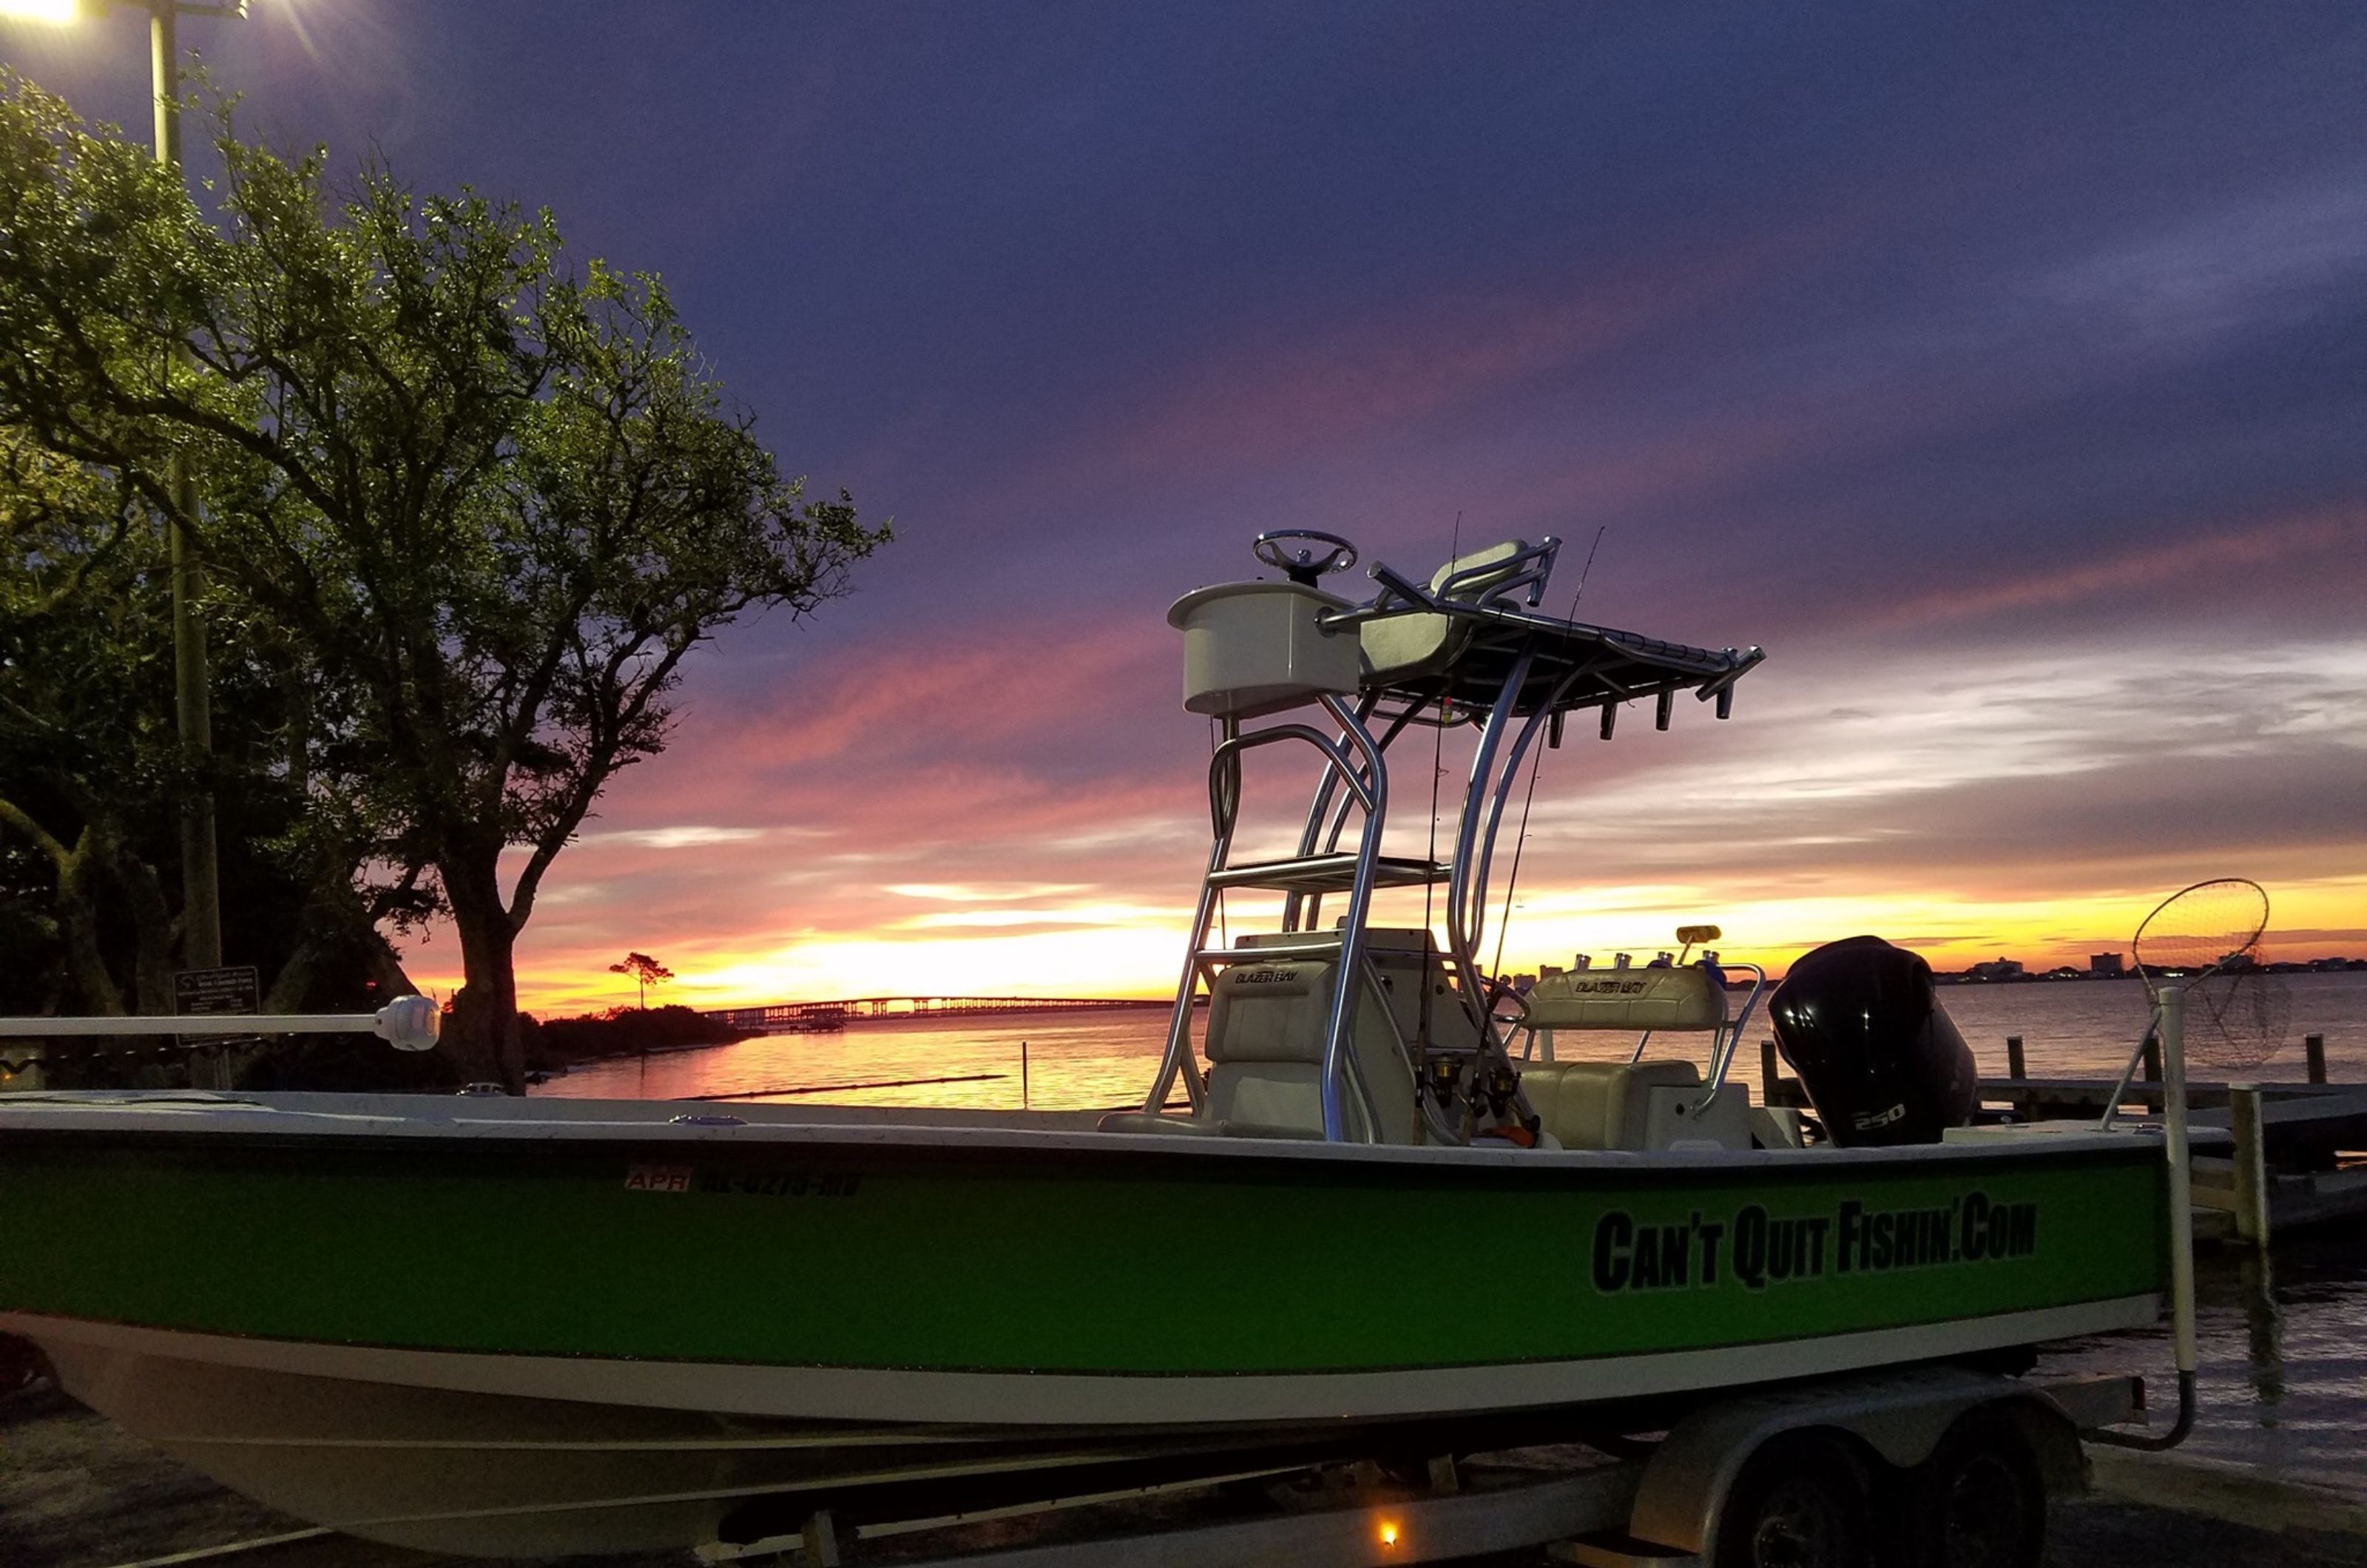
[0,1095,2169,1552]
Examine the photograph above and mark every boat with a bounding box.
[0,530,2183,1557]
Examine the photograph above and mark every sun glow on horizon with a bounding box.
[412,871,2367,1018]
[395,630,2366,1021]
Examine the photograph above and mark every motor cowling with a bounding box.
[1769,935,1977,1146]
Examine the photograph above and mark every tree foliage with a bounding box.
[0,427,425,1034]
[608,950,672,1009]
[0,73,884,1087]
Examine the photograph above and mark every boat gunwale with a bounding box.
[0,1091,2172,1183]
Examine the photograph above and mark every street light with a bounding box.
[1,0,243,1080]
[2,0,246,1081]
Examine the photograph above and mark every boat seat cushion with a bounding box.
[1203,959,1328,1064]
[1522,965,1729,1033]
[1360,539,1532,681]
[1521,1059,1701,1151]
[1192,957,1422,1143]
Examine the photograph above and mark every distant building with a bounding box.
[1967,957,2025,981]
[2089,952,2125,977]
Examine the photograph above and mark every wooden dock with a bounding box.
[1973,1081,2367,1245]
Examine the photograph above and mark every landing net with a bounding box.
[2131,878,2287,1071]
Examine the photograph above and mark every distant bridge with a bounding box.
[708,996,1170,1035]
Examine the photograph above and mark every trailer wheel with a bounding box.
[1897,1414,2047,1568]
[1713,1433,1870,1568]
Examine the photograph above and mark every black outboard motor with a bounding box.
[1769,935,1977,1146]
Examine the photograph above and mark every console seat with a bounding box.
[1098,955,1419,1143]
[1517,1059,1703,1151]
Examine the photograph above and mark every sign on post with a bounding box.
[176,966,260,1091]
[175,965,261,1033]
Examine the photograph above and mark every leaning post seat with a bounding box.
[1522,1060,1704,1152]
[1202,959,1399,1142]
[1099,936,1436,1143]
[1513,964,1753,1152]
[1357,539,1534,683]
[1521,964,1730,1033]
[1218,950,1422,1143]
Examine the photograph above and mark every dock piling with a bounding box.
[2006,1035,2025,1080]
[2230,1084,2270,1250]
[2143,1031,2163,1083]
[2304,1034,2326,1084]
[1760,1038,1779,1101]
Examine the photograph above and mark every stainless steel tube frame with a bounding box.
[1147,716,1242,1113]
[1146,714,1385,1129]
[1444,649,1535,988]
[1691,964,1767,1114]
[1311,694,1389,1141]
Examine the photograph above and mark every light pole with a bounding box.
[2,0,245,1021]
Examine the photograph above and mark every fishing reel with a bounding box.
[1420,1051,1466,1109]
[1480,1061,1522,1120]
[1470,1062,1542,1147]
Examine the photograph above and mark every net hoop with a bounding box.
[2130,877,2283,1069]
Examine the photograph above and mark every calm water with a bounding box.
[543,973,2367,1110]
[540,973,2367,1494]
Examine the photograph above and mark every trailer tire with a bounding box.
[1713,1433,1870,1568]
[1894,1412,2047,1568]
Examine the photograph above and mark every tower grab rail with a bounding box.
[1311,695,1390,1140]
[1141,715,1387,1129]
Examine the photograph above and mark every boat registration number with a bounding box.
[624,1163,862,1197]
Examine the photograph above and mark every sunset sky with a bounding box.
[7,5,2363,1015]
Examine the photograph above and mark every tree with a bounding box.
[0,75,885,1089]
[608,951,672,1010]
[0,427,428,1035]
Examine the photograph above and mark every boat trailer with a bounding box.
[700,1366,2152,1568]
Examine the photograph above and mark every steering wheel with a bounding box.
[1253,530,1360,587]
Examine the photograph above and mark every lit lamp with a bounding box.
[0,0,247,1073]
[0,1,249,165]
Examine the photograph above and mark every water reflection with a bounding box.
[537,975,2367,1109]
[2039,1231,2367,1498]
[2238,1250,2283,1410]
[539,1010,1173,1111]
